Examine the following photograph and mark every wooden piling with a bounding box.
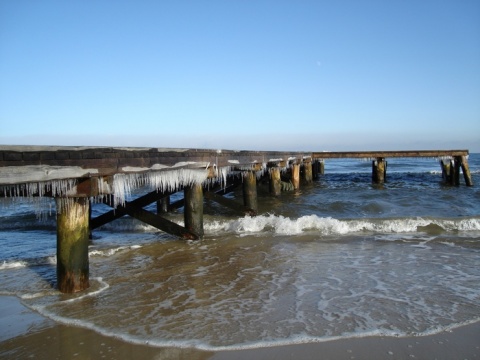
[312,161,319,180]
[184,184,204,239]
[303,160,313,184]
[372,157,386,183]
[243,171,258,214]
[157,196,170,214]
[440,159,450,183]
[292,164,300,190]
[269,167,282,195]
[126,204,198,240]
[452,158,460,186]
[460,156,473,186]
[56,197,90,293]
[312,160,324,179]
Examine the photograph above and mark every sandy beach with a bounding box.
[1,295,479,360]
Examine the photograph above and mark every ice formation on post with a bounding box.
[0,179,77,198]
[0,179,78,218]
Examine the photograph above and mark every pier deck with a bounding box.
[0,146,470,185]
[0,146,473,293]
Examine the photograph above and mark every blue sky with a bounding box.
[1,1,479,151]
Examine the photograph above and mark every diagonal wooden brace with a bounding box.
[124,203,199,240]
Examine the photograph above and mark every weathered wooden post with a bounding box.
[292,163,300,190]
[157,196,170,214]
[243,171,258,214]
[460,156,473,186]
[312,160,324,179]
[440,159,450,183]
[312,160,319,180]
[303,159,313,184]
[56,197,90,293]
[319,160,325,175]
[184,184,204,239]
[269,167,282,195]
[372,157,386,183]
[451,158,460,186]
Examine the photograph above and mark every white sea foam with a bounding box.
[47,255,56,265]
[0,260,27,270]
[60,277,110,303]
[204,214,480,237]
[0,256,56,270]
[89,245,142,257]
[20,290,58,299]
[14,227,480,352]
[15,302,480,352]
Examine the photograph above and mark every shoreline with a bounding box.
[1,296,479,359]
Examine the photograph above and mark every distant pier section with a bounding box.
[0,146,473,293]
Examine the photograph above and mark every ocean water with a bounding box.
[1,155,479,350]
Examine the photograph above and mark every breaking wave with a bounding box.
[205,214,480,236]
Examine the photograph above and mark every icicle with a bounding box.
[111,169,209,208]
[437,156,453,162]
[255,163,268,179]
[146,168,208,193]
[217,166,231,189]
[55,197,87,216]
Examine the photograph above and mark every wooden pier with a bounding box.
[0,146,474,293]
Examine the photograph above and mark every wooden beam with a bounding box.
[90,189,177,230]
[124,204,198,240]
[204,191,255,216]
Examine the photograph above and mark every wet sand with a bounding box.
[1,296,479,360]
